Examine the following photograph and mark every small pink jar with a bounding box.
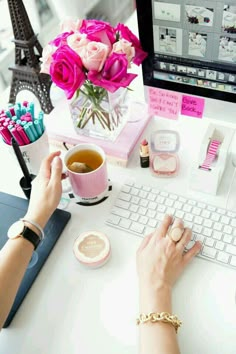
[73,231,111,268]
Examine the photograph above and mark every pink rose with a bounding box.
[112,39,135,67]
[50,45,86,99]
[50,31,73,47]
[60,17,82,32]
[88,53,137,92]
[80,19,116,50]
[116,23,147,65]
[67,33,89,56]
[80,41,109,72]
[40,44,56,74]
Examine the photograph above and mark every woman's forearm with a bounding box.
[0,238,34,330]
[138,284,181,354]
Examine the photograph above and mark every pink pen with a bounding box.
[0,126,12,145]
[17,126,30,145]
[11,127,24,146]
[22,101,29,107]
[21,114,32,122]
[9,107,15,116]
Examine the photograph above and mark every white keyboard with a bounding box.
[106,180,236,270]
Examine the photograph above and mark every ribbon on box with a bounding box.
[199,139,221,171]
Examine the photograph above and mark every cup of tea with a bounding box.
[64,143,109,203]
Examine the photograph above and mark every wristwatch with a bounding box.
[7,220,41,250]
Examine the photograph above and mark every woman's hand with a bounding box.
[136,215,202,292]
[24,151,63,229]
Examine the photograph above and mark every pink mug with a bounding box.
[64,143,108,203]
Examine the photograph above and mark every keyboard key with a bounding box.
[183,204,192,212]
[147,193,156,201]
[120,219,131,229]
[211,212,220,222]
[121,185,131,193]
[130,222,145,234]
[148,218,158,228]
[215,241,224,250]
[131,187,139,196]
[107,214,120,225]
[147,209,156,218]
[223,234,233,244]
[223,225,233,235]
[131,196,140,204]
[139,216,148,225]
[139,190,148,199]
[185,213,193,222]
[225,245,236,256]
[140,199,149,207]
[138,206,147,216]
[165,198,174,207]
[201,209,210,221]
[202,246,217,259]
[115,199,130,209]
[130,204,138,212]
[194,216,203,225]
[203,219,213,228]
[217,252,229,264]
[192,207,201,216]
[212,231,222,240]
[149,201,158,210]
[203,228,212,237]
[221,216,230,225]
[130,213,139,221]
[213,222,222,231]
[192,224,202,234]
[230,256,236,267]
[174,201,183,210]
[119,192,131,202]
[175,210,184,219]
[204,237,214,247]
[112,207,130,218]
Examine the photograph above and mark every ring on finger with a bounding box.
[169,227,185,242]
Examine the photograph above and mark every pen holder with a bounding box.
[20,174,36,199]
[18,130,49,175]
[3,129,49,175]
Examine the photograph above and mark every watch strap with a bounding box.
[21,226,41,250]
[20,218,45,240]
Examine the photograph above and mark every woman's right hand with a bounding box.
[136,215,201,293]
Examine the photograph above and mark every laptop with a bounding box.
[0,191,71,328]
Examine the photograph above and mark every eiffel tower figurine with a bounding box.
[7,0,54,113]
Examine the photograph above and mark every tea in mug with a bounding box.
[67,149,103,173]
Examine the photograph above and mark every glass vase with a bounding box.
[69,84,128,142]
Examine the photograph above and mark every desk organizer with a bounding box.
[190,123,234,195]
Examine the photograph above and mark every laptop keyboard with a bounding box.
[106,180,236,270]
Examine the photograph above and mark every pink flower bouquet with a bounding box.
[40,18,147,132]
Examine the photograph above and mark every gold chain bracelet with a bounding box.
[136,312,182,333]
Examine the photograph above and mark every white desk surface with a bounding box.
[0,110,236,354]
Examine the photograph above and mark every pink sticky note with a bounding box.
[181,95,205,118]
[148,87,181,120]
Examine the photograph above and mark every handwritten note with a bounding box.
[148,87,181,120]
[181,95,205,118]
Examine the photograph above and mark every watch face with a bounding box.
[7,220,25,239]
